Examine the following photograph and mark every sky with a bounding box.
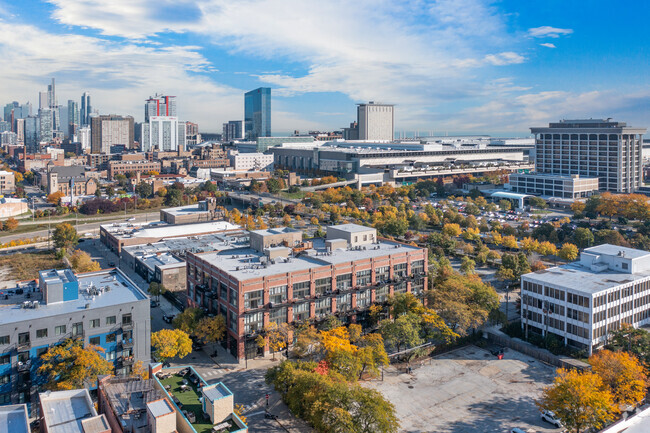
[1,0,649,135]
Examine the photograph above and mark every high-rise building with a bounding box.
[24,116,39,152]
[357,102,394,141]
[244,87,271,140]
[38,108,53,143]
[47,77,56,108]
[0,121,9,133]
[78,126,91,151]
[222,120,243,142]
[67,100,80,138]
[141,117,183,152]
[80,92,91,126]
[529,119,646,193]
[90,114,134,154]
[145,94,177,122]
[15,118,25,146]
[38,92,48,110]
[185,121,200,146]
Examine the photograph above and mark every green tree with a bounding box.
[538,368,617,433]
[573,227,594,249]
[607,324,650,367]
[165,188,183,207]
[267,178,284,194]
[172,307,204,334]
[53,222,79,250]
[460,256,476,275]
[379,313,423,352]
[499,199,511,211]
[105,186,115,198]
[38,338,113,390]
[148,281,166,301]
[194,315,226,345]
[151,329,192,362]
[529,196,548,209]
[135,181,153,198]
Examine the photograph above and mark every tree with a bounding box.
[47,191,65,205]
[172,307,204,334]
[460,256,475,275]
[105,186,115,198]
[194,315,226,345]
[558,243,579,261]
[356,333,389,379]
[266,322,290,359]
[529,196,548,209]
[498,199,511,211]
[571,201,586,218]
[151,329,192,362]
[537,241,558,257]
[69,250,101,273]
[135,181,153,198]
[573,227,594,249]
[165,188,183,207]
[590,350,647,408]
[442,223,461,237]
[538,368,617,433]
[379,313,423,352]
[607,324,650,368]
[53,223,79,250]
[131,360,149,379]
[502,235,518,249]
[4,217,18,231]
[148,281,166,301]
[267,178,285,194]
[38,338,113,390]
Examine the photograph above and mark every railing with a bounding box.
[17,341,31,351]
[121,322,134,331]
[121,338,134,349]
[16,361,31,372]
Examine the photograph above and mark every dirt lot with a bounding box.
[365,344,562,433]
[0,251,65,282]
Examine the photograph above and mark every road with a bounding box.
[0,211,160,244]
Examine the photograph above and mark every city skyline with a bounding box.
[0,1,649,135]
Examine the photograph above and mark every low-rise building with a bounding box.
[0,171,15,194]
[108,160,161,179]
[186,224,427,359]
[0,268,150,411]
[521,244,650,355]
[228,150,274,171]
[0,404,29,433]
[160,197,225,225]
[0,197,28,218]
[509,173,599,199]
[39,389,111,433]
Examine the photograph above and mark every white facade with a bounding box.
[100,118,130,153]
[228,150,274,171]
[357,102,394,142]
[142,116,182,152]
[78,126,91,151]
[521,244,650,354]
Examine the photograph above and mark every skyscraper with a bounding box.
[357,102,394,141]
[39,92,48,110]
[38,108,53,143]
[223,120,243,142]
[141,95,181,151]
[145,94,177,122]
[244,87,271,140]
[15,118,25,146]
[24,116,39,152]
[80,92,91,126]
[47,78,57,109]
[67,100,80,138]
[90,115,134,153]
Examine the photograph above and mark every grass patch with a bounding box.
[0,251,65,281]
[279,190,307,200]
[159,374,215,433]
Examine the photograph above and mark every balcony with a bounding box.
[121,322,134,331]
[17,341,30,351]
[120,356,135,366]
[16,360,31,372]
[121,338,134,349]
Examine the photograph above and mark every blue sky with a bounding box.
[1,0,649,135]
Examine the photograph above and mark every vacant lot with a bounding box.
[0,251,65,282]
[365,344,560,433]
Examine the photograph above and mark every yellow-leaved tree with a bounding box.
[151,329,192,362]
[589,350,648,408]
[38,338,113,390]
[69,250,101,273]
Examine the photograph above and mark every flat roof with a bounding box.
[102,220,240,240]
[203,383,232,402]
[147,398,175,418]
[123,232,249,257]
[0,404,29,433]
[161,204,209,216]
[490,191,532,199]
[523,263,650,295]
[328,223,375,233]
[250,227,300,237]
[195,237,422,281]
[80,415,110,433]
[584,244,650,260]
[0,269,147,326]
[40,389,96,433]
[141,253,184,271]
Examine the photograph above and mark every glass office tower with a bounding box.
[244,87,271,140]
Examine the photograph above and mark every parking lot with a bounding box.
[365,344,561,433]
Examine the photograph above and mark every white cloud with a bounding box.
[484,52,525,66]
[528,26,573,38]
[540,43,557,48]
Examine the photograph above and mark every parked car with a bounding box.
[150,300,159,308]
[541,410,563,428]
[162,314,175,323]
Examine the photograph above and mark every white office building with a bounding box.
[357,102,394,142]
[141,116,184,152]
[228,150,274,171]
[521,244,650,355]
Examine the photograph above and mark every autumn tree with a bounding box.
[590,350,647,408]
[538,368,617,433]
[4,217,18,231]
[571,201,586,218]
[460,256,475,275]
[265,322,290,359]
[151,329,192,362]
[38,338,113,390]
[47,191,65,205]
[607,324,650,367]
[442,223,461,237]
[69,250,101,273]
[194,315,226,345]
[558,243,579,262]
[172,307,203,334]
[53,222,79,250]
[573,227,594,249]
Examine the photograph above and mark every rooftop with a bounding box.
[584,244,650,260]
[141,253,184,271]
[203,383,232,403]
[0,268,147,326]
[80,415,110,433]
[123,232,249,258]
[102,220,240,240]
[40,389,98,433]
[195,237,421,281]
[102,378,164,431]
[147,398,175,418]
[162,203,210,216]
[0,404,29,433]
[328,223,375,233]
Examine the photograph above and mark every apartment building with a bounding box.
[0,268,150,411]
[107,159,161,179]
[186,224,427,359]
[0,171,15,194]
[521,244,650,355]
[530,119,646,193]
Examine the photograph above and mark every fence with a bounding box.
[485,330,590,371]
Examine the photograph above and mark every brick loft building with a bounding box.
[186,224,427,359]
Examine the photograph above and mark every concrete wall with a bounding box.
[0,201,27,218]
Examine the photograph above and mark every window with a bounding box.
[106,351,116,361]
[220,282,228,301]
[17,352,28,363]
[122,314,132,325]
[106,333,116,343]
[89,336,100,345]
[293,281,311,299]
[36,347,48,357]
[0,336,8,346]
[356,270,371,287]
[90,319,100,329]
[0,394,10,405]
[622,263,629,270]
[244,312,263,333]
[36,329,48,339]
[229,310,238,332]
[269,285,287,304]
[393,263,408,278]
[357,290,371,309]
[411,260,425,275]
[315,278,332,296]
[270,307,287,325]
[0,375,9,385]
[244,290,264,310]
[293,302,310,321]
[0,354,9,365]
[315,298,331,317]
[18,332,29,345]
[336,274,352,291]
[55,325,66,336]
[106,316,116,325]
[72,322,83,337]
[375,266,390,282]
[229,288,238,307]
[336,293,352,312]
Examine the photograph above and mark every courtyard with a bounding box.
[365,344,561,433]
